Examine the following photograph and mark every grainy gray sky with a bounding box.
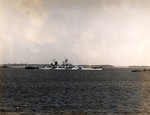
[0,0,150,65]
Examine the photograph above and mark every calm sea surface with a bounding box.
[1,68,150,114]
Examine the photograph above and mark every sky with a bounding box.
[0,0,150,66]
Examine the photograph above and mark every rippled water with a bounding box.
[1,68,150,114]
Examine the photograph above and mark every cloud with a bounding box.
[1,0,150,65]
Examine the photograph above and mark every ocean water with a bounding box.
[1,68,150,114]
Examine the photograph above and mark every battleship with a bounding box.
[39,58,103,71]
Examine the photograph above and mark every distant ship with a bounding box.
[40,58,103,71]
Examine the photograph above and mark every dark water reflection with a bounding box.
[1,68,150,114]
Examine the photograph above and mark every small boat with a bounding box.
[81,67,103,71]
[131,69,147,72]
[25,66,39,69]
[71,66,81,70]
[92,68,103,71]
[39,66,52,70]
[2,65,9,68]
[54,67,66,70]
